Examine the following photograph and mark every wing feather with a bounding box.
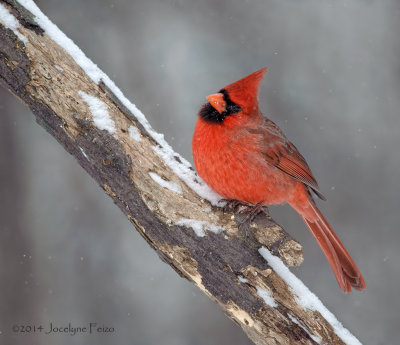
[253,119,326,200]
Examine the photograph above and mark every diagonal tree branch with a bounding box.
[0,1,362,344]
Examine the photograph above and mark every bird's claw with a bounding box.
[219,199,248,213]
[218,199,270,224]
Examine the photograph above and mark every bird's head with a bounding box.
[199,67,267,125]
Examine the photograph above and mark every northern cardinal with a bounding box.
[192,67,366,293]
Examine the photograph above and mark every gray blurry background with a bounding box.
[1,0,399,344]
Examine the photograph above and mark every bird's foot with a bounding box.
[219,199,248,213]
[218,199,269,224]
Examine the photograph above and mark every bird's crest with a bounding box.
[222,67,267,114]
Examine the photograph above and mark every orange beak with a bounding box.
[206,93,226,114]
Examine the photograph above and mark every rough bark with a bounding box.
[0,2,356,344]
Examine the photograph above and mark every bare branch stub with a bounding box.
[0,2,354,344]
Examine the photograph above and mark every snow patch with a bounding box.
[17,0,222,205]
[18,0,104,83]
[256,287,277,308]
[152,145,222,205]
[238,275,277,308]
[288,314,322,344]
[79,147,89,160]
[238,275,248,283]
[78,91,116,134]
[54,64,63,72]
[259,247,363,345]
[0,3,28,43]
[128,126,141,142]
[149,172,182,195]
[176,218,225,237]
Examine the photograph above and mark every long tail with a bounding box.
[301,201,366,293]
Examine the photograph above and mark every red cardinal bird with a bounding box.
[192,67,366,293]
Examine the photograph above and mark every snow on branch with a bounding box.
[0,1,363,344]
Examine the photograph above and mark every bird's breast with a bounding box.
[192,119,297,205]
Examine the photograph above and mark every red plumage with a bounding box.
[192,67,365,293]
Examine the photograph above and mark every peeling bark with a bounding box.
[0,2,358,344]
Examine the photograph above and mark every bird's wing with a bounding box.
[249,119,326,200]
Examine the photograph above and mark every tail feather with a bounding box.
[303,202,366,293]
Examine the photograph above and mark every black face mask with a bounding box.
[199,89,241,123]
